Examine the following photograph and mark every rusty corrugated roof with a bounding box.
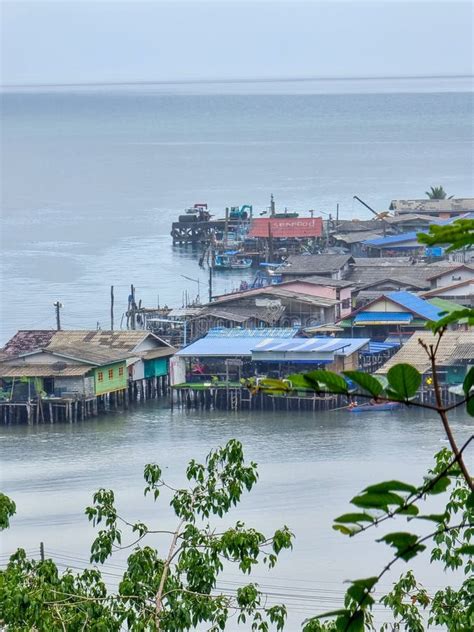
[249,217,323,239]
[2,330,56,356]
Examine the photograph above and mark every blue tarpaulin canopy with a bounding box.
[354,312,413,325]
[251,337,370,362]
[360,341,401,354]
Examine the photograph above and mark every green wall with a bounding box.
[445,365,466,385]
[144,358,168,378]
[94,362,127,395]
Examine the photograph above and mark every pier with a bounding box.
[171,219,244,245]
[0,374,169,424]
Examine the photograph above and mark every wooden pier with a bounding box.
[0,375,169,424]
[172,384,343,412]
[171,219,243,245]
[171,383,460,413]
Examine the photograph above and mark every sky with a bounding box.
[1,1,473,86]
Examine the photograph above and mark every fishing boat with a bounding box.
[348,401,400,413]
[214,251,253,270]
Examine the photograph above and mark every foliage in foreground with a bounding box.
[0,440,293,631]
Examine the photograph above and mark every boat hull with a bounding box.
[348,402,400,412]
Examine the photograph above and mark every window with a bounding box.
[108,368,114,379]
[342,299,351,309]
[118,366,124,377]
[97,371,104,382]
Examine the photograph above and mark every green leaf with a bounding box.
[334,513,375,524]
[346,584,374,607]
[258,378,291,391]
[310,609,350,620]
[351,491,404,511]
[428,308,474,333]
[304,370,349,394]
[397,504,419,516]
[364,480,417,495]
[426,475,451,495]
[349,576,378,591]
[287,374,313,390]
[467,491,474,510]
[415,513,447,523]
[333,524,354,535]
[378,532,426,562]
[456,545,474,555]
[467,395,474,417]
[344,610,365,632]
[387,364,421,399]
[343,371,384,397]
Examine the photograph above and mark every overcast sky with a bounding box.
[1,1,473,86]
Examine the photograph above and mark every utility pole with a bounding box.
[224,207,229,246]
[129,284,136,330]
[110,285,114,331]
[53,301,63,331]
[270,193,275,217]
[209,264,213,302]
[40,541,45,562]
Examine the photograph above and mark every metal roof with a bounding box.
[248,217,323,239]
[333,231,383,245]
[141,347,177,360]
[49,330,167,352]
[2,330,56,356]
[251,337,370,357]
[176,336,297,358]
[386,291,442,321]
[15,346,129,366]
[421,279,474,297]
[301,276,354,288]
[426,264,474,281]
[0,364,92,378]
[363,232,422,247]
[378,331,474,374]
[206,327,297,338]
[390,198,474,214]
[360,341,400,354]
[354,312,413,324]
[278,254,354,276]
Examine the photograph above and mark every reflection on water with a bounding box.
[1,404,471,627]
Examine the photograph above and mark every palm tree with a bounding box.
[425,186,453,200]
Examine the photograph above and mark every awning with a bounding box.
[251,337,370,362]
[360,341,400,355]
[354,312,413,325]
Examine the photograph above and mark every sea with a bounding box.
[1,77,474,629]
[1,76,473,342]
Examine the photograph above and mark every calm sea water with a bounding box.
[1,81,473,628]
[1,82,473,342]
[1,405,472,628]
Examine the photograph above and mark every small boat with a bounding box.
[230,257,252,269]
[214,251,253,270]
[348,401,400,413]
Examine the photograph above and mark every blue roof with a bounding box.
[386,291,442,321]
[360,341,401,354]
[206,327,297,338]
[177,336,297,357]
[363,231,423,247]
[252,337,370,357]
[177,328,299,357]
[354,312,413,324]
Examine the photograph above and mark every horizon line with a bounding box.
[2,73,473,90]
